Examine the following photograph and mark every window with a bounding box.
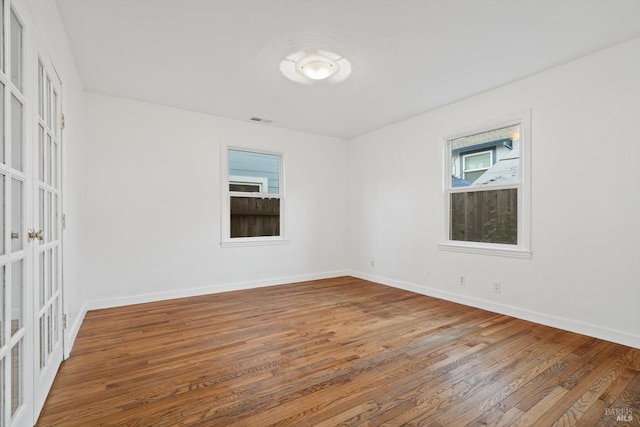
[229,175,268,193]
[222,148,285,245]
[462,150,492,183]
[441,114,531,258]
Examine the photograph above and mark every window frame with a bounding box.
[438,111,532,259]
[462,149,493,183]
[220,145,288,247]
[228,175,268,193]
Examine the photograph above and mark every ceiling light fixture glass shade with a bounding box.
[280,50,351,85]
[296,55,339,80]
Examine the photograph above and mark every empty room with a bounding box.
[1,0,639,426]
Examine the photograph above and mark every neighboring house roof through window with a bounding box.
[472,146,520,186]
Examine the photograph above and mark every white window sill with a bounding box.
[437,242,532,259]
[221,238,290,248]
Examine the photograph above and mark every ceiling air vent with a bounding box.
[249,117,273,124]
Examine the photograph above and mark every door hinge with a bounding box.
[62,213,67,230]
[61,113,66,130]
[63,314,68,329]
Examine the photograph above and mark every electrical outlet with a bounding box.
[493,282,501,293]
[459,276,465,286]
[370,260,375,269]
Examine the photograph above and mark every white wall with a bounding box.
[347,38,640,348]
[26,0,87,356]
[83,93,349,307]
[24,0,640,352]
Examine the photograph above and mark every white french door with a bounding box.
[1,1,30,426]
[0,0,64,425]
[33,53,63,418]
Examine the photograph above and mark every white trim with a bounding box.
[349,271,640,349]
[441,110,532,257]
[448,182,518,194]
[220,238,290,248]
[87,271,349,311]
[63,303,86,359]
[437,242,532,259]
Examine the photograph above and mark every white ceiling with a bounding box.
[55,0,640,139]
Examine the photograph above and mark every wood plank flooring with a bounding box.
[37,277,640,426]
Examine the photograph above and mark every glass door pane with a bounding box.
[46,134,51,185]
[0,266,4,346]
[0,360,4,423]
[38,125,44,181]
[0,83,4,164]
[0,175,4,256]
[10,179,22,252]
[39,252,44,310]
[0,2,3,73]
[10,259,22,336]
[9,9,22,92]
[10,341,21,415]
[10,96,22,172]
[38,61,43,119]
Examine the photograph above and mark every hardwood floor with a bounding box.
[37,277,640,426]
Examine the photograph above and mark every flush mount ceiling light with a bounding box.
[296,55,338,80]
[280,50,351,85]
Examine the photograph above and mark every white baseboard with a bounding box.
[64,303,87,359]
[87,270,350,311]
[349,271,640,350]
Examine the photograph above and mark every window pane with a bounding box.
[11,95,23,172]
[0,83,4,164]
[11,340,21,415]
[53,298,59,346]
[0,359,4,423]
[39,126,45,181]
[0,3,4,73]
[53,247,58,293]
[40,251,45,309]
[54,298,59,344]
[52,141,58,188]
[229,183,260,192]
[228,150,280,194]
[54,194,59,241]
[53,90,59,132]
[450,124,520,188]
[47,306,52,355]
[39,189,45,245]
[40,315,45,368]
[47,134,52,185]
[46,77,52,127]
[230,196,280,238]
[450,189,517,244]
[10,9,23,92]
[464,152,491,171]
[0,175,4,256]
[11,259,23,336]
[11,179,22,252]
[464,169,486,184]
[48,248,53,296]
[39,61,44,119]
[47,192,52,243]
[0,266,4,346]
